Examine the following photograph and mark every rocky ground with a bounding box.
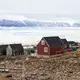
[0,50,80,80]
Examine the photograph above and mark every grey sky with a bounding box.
[0,0,80,44]
[0,0,80,14]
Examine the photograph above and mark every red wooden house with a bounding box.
[37,36,65,55]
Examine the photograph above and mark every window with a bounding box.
[44,47,48,52]
[41,40,45,45]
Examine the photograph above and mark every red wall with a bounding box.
[37,41,50,55]
[50,46,64,55]
[37,40,65,55]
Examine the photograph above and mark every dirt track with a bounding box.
[0,51,80,80]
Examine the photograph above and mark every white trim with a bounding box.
[41,40,45,45]
[43,38,50,47]
[43,38,50,55]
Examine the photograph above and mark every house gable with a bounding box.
[37,38,50,55]
[41,38,50,47]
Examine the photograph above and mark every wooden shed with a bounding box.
[0,44,24,56]
[37,36,64,55]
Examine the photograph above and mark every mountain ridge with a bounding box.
[0,16,79,27]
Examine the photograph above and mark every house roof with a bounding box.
[10,44,23,52]
[10,44,23,49]
[43,36,64,46]
[61,39,69,45]
[68,41,78,46]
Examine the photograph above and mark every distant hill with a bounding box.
[0,19,73,27]
[0,15,80,27]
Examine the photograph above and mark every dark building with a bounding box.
[37,36,65,55]
[68,41,78,47]
[61,39,72,52]
[61,39,69,48]
[0,45,8,55]
[0,44,24,56]
[68,41,79,50]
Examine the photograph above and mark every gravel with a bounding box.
[0,52,80,80]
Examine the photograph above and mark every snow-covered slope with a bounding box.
[0,15,80,27]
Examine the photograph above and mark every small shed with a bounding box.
[68,41,79,51]
[0,44,24,56]
[68,41,78,47]
[9,44,24,56]
[37,36,64,55]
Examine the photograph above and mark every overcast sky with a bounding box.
[0,0,80,20]
[0,0,80,44]
[0,0,79,14]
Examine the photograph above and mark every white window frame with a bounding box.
[44,47,48,52]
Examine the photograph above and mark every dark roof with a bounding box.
[10,44,23,52]
[68,41,78,46]
[61,39,69,45]
[43,36,64,46]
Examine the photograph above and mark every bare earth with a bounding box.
[0,75,11,80]
[0,50,80,80]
